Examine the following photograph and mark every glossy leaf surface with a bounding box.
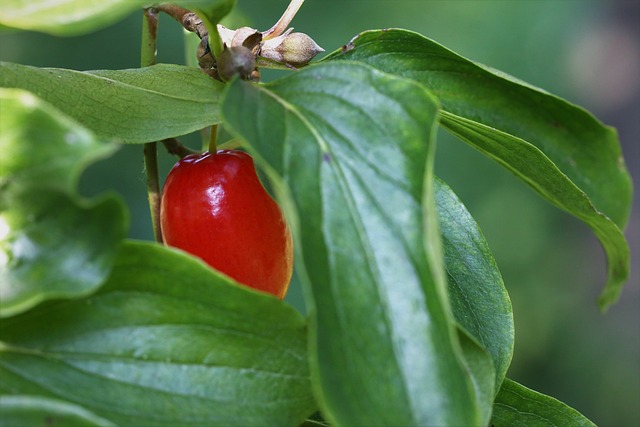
[0,395,116,427]
[326,29,632,309]
[492,378,596,427]
[0,0,234,36]
[436,178,513,391]
[221,61,478,426]
[0,190,126,318]
[0,241,316,426]
[0,89,126,318]
[0,62,224,144]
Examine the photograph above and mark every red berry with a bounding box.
[160,150,293,299]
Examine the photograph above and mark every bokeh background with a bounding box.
[1,1,638,425]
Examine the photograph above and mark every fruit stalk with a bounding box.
[208,125,218,153]
[141,7,163,243]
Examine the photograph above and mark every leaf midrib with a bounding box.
[256,81,426,421]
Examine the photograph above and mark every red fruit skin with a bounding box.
[160,150,293,299]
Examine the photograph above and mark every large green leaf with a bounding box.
[491,378,596,427]
[221,62,478,426]
[0,89,127,318]
[325,29,632,309]
[0,240,316,426]
[0,0,150,36]
[0,62,224,144]
[440,114,630,309]
[0,0,234,36]
[0,395,116,427]
[436,178,513,392]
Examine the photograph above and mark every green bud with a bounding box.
[260,31,324,68]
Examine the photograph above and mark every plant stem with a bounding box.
[206,20,224,60]
[156,4,221,80]
[209,125,218,153]
[141,7,158,68]
[143,142,163,243]
[157,4,204,35]
[141,8,163,243]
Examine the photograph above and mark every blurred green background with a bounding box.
[1,1,638,425]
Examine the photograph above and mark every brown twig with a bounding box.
[156,4,207,38]
[155,4,219,79]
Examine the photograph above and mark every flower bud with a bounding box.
[217,24,236,47]
[196,38,214,68]
[260,31,324,68]
[217,25,262,52]
[217,45,258,82]
[232,27,262,50]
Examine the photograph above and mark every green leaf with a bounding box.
[440,114,630,310]
[0,240,316,426]
[180,0,236,19]
[457,328,495,427]
[0,395,116,427]
[221,61,478,426]
[0,0,236,37]
[491,378,597,427]
[0,23,17,33]
[0,88,116,192]
[0,62,224,144]
[0,89,127,318]
[300,412,329,427]
[0,189,126,318]
[436,178,514,391]
[436,179,509,424]
[300,420,329,427]
[325,29,632,309]
[0,0,151,36]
